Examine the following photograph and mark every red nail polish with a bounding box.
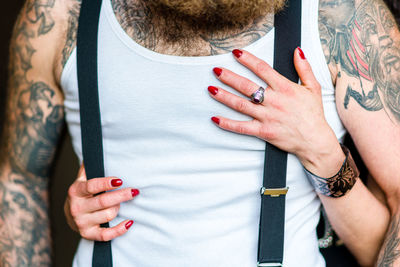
[213,67,222,77]
[125,220,134,230]
[111,179,123,187]
[298,47,306,60]
[208,86,218,96]
[232,49,243,58]
[211,117,220,125]
[131,189,140,197]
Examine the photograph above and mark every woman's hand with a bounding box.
[209,48,345,176]
[64,165,139,241]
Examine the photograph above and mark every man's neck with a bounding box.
[112,0,274,56]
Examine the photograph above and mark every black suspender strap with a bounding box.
[257,0,302,266]
[77,0,111,266]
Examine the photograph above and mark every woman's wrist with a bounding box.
[298,132,346,178]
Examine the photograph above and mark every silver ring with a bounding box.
[250,86,266,104]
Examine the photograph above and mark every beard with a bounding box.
[147,0,286,26]
[145,0,286,44]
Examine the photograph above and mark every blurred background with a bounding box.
[389,1,400,25]
[0,1,399,266]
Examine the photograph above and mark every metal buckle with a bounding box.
[260,187,289,197]
[257,262,283,267]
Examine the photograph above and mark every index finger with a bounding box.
[232,49,289,90]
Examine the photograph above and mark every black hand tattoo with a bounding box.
[377,215,400,267]
[319,0,400,123]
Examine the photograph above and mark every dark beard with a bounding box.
[144,0,285,46]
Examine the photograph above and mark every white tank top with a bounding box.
[61,0,346,266]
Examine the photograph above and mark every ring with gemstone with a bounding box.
[250,86,266,104]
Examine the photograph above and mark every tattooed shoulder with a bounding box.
[319,0,400,124]
[318,0,357,76]
[5,0,65,171]
[61,0,81,68]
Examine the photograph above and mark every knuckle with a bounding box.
[280,84,294,95]
[303,64,312,73]
[117,189,132,202]
[79,229,90,240]
[104,208,118,222]
[113,204,121,212]
[68,184,77,198]
[239,79,253,92]
[255,60,268,74]
[235,100,249,113]
[96,195,108,209]
[235,124,248,135]
[117,226,126,236]
[74,217,86,229]
[86,181,98,195]
[269,98,285,111]
[69,203,81,217]
[259,126,276,140]
[124,190,133,201]
[100,231,111,242]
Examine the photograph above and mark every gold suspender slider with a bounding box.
[260,187,289,197]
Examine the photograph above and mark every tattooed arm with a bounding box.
[0,0,75,265]
[318,0,400,265]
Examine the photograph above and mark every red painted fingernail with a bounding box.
[131,189,140,197]
[125,220,134,230]
[298,47,306,60]
[208,86,218,96]
[213,67,222,77]
[211,117,220,125]
[111,179,123,187]
[232,49,243,58]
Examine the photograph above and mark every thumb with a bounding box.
[294,47,321,94]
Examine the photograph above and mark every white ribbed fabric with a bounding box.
[61,0,345,266]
